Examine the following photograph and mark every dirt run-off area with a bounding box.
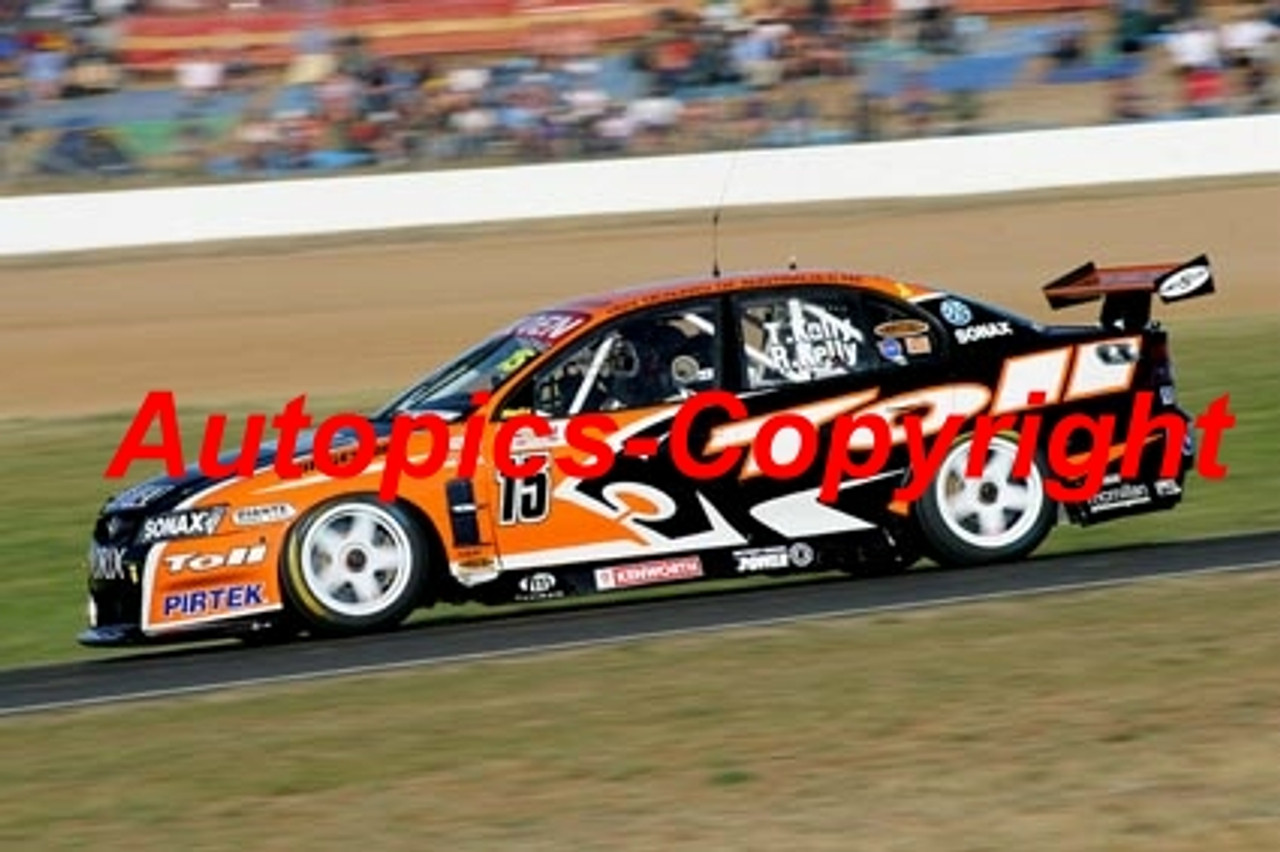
[0,179,1276,419]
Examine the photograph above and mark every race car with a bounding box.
[81,255,1216,646]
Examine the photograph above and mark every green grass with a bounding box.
[0,316,1276,668]
[1,571,1278,850]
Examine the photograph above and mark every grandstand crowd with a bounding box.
[0,0,1276,182]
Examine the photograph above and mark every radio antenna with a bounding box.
[710,139,744,279]
[712,208,723,279]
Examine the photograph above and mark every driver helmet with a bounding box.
[609,322,695,406]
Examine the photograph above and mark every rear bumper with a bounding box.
[1068,405,1196,526]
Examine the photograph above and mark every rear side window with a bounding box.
[861,295,945,368]
[736,289,871,389]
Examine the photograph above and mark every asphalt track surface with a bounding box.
[1,531,1276,717]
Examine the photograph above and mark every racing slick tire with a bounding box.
[281,496,430,635]
[915,433,1056,567]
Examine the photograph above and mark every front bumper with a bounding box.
[78,623,145,647]
[83,511,149,646]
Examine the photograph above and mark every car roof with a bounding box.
[547,268,939,322]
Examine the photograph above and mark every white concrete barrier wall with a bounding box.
[2,114,1278,256]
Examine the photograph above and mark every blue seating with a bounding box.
[929,52,1028,93]
[1042,55,1145,84]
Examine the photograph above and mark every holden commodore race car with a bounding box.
[82,255,1216,646]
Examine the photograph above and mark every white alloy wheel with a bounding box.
[935,437,1043,550]
[283,497,429,634]
[916,434,1056,566]
[300,503,414,618]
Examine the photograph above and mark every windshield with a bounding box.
[375,333,550,418]
[374,311,590,417]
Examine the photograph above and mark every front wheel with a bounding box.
[915,434,1056,567]
[281,497,430,635]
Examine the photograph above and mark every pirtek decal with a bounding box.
[162,583,266,617]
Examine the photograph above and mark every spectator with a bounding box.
[1050,14,1090,67]
[276,108,321,169]
[284,42,336,89]
[732,21,785,89]
[295,12,332,61]
[1,52,22,118]
[171,119,214,176]
[3,0,1274,186]
[23,33,67,101]
[335,33,372,80]
[317,69,360,121]
[893,0,930,41]
[781,94,817,144]
[703,0,745,31]
[916,0,960,54]
[1246,61,1275,111]
[627,90,683,151]
[1166,17,1219,74]
[495,81,544,157]
[593,103,635,154]
[948,88,981,132]
[565,83,609,128]
[63,45,122,98]
[1166,16,1225,114]
[853,0,894,42]
[447,65,490,97]
[738,92,770,140]
[1112,0,1152,55]
[1221,9,1276,67]
[1221,8,1277,111]
[450,98,496,159]
[176,49,223,106]
[791,28,852,78]
[1183,64,1226,116]
[1108,74,1148,120]
[853,87,886,141]
[686,23,731,86]
[650,33,697,93]
[361,58,396,116]
[807,0,834,35]
[898,71,934,136]
[233,105,280,172]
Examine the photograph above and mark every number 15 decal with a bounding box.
[498,455,551,526]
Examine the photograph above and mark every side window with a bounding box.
[520,305,720,417]
[737,289,870,389]
[861,295,944,367]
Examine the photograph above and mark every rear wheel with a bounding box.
[282,497,430,635]
[915,434,1055,567]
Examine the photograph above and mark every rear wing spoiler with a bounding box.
[1042,253,1215,329]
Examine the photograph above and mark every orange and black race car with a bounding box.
[82,256,1217,646]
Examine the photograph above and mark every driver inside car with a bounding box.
[605,321,710,409]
